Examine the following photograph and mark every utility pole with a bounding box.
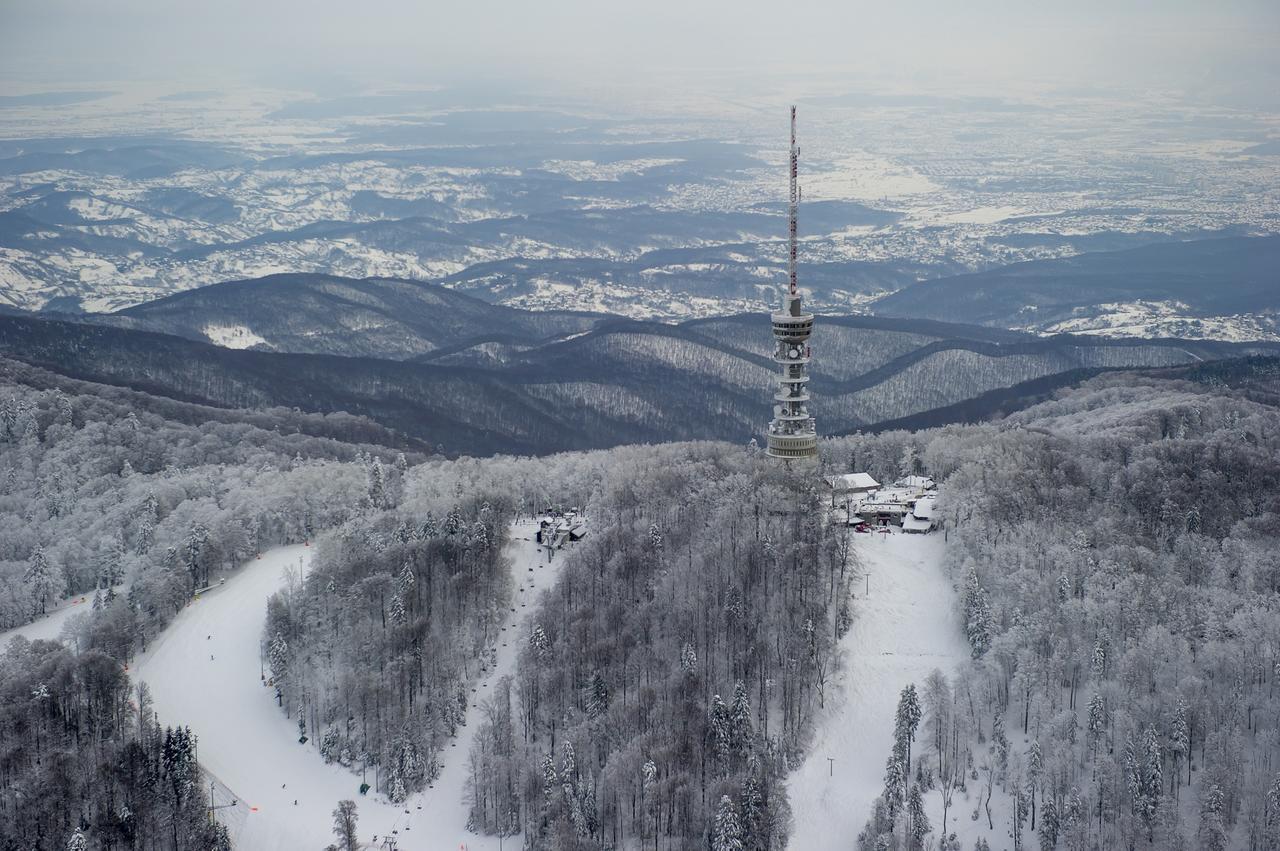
[828,757,835,777]
[207,777,237,824]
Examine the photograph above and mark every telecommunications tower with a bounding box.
[766,106,818,462]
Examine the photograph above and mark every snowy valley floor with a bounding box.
[26,520,557,851]
[786,529,972,850]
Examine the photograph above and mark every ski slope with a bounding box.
[130,520,555,850]
[0,592,94,646]
[786,529,968,850]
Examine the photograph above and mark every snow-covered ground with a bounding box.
[786,529,968,850]
[0,592,95,646]
[126,520,555,850]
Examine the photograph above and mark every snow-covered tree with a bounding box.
[894,683,922,774]
[962,566,993,658]
[711,795,744,851]
[1198,784,1228,851]
[24,545,58,616]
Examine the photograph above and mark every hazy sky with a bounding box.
[2,0,1277,106]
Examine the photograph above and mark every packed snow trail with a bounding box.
[130,520,556,850]
[786,530,968,850]
[0,592,96,646]
[413,519,560,849]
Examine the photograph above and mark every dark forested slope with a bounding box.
[109,272,605,359]
[873,235,1280,328]
[4,310,1276,456]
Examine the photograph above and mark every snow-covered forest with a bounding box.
[3,358,1279,850]
[0,358,405,635]
[263,496,515,803]
[463,447,851,848]
[0,359,406,848]
[828,375,1280,851]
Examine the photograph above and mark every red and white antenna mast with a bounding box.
[788,105,799,296]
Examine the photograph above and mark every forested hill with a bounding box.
[3,309,1277,455]
[445,370,1280,849]
[873,234,1280,329]
[107,272,606,359]
[847,372,1280,850]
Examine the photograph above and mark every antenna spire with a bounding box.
[788,105,799,296]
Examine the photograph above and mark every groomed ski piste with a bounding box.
[0,590,97,646]
[0,519,555,850]
[786,528,975,850]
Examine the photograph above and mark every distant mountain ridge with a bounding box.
[3,286,1277,455]
[873,235,1280,333]
[108,273,606,359]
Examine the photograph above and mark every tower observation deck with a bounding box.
[766,106,818,462]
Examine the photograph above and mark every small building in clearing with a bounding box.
[824,472,881,507]
[847,482,940,531]
[894,475,936,493]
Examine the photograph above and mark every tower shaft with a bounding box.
[766,106,818,462]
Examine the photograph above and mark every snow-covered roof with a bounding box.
[894,475,935,490]
[825,472,880,491]
[903,514,933,532]
[912,497,937,520]
[857,500,911,515]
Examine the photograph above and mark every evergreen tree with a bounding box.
[740,761,765,848]
[730,680,754,754]
[895,684,922,774]
[1170,700,1190,790]
[1086,693,1106,758]
[161,726,197,806]
[992,713,1009,778]
[884,750,907,817]
[366,457,387,510]
[1027,740,1043,831]
[1198,784,1228,851]
[530,624,551,661]
[586,671,610,718]
[712,795,744,851]
[680,641,698,675]
[1264,774,1280,851]
[709,694,732,762]
[541,753,558,801]
[24,545,57,616]
[1141,724,1163,823]
[962,566,993,658]
[907,782,930,850]
[268,632,289,684]
[1038,796,1058,851]
[184,523,208,584]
